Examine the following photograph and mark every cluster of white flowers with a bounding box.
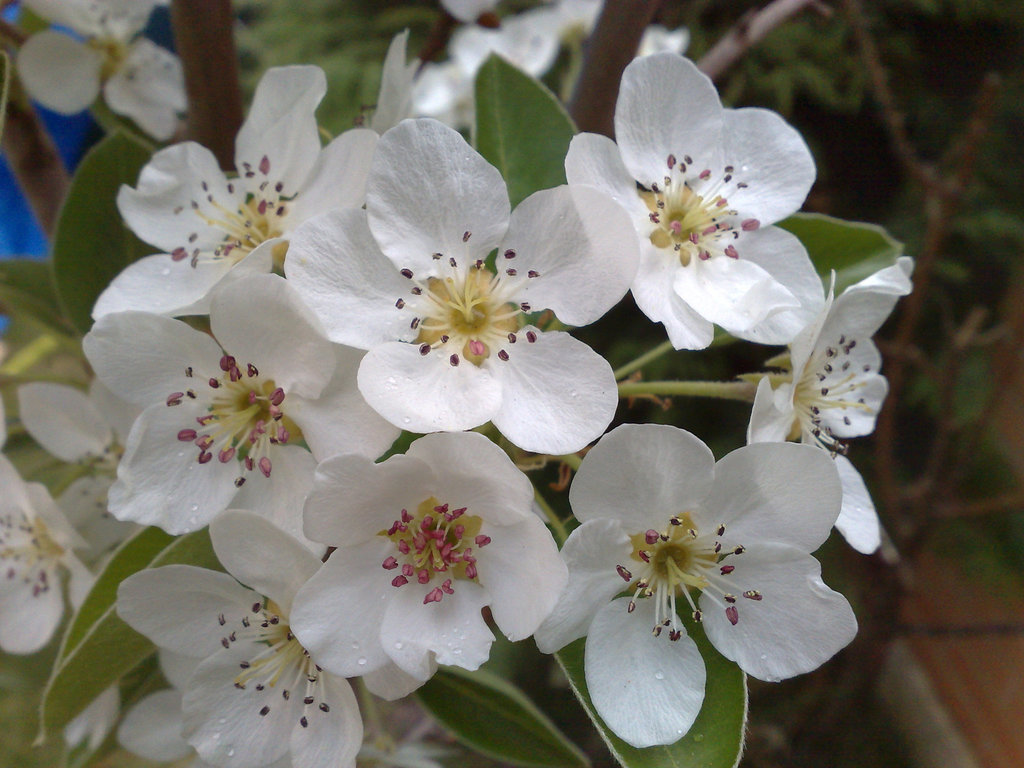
[416,0,688,130]
[0,7,916,763]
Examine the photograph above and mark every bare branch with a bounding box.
[697,0,832,82]
[170,0,243,170]
[1,95,69,237]
[568,0,661,137]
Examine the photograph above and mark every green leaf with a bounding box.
[0,50,10,146]
[38,527,221,741]
[0,259,64,327]
[417,665,590,768]
[778,212,904,293]
[555,622,747,768]
[51,132,153,335]
[474,54,576,208]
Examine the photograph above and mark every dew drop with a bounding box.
[654,671,664,680]
[357,657,367,666]
[394,641,403,650]
[402,417,411,425]
[160,268,171,276]
[227,748,236,757]
[190,504,199,512]
[350,641,359,650]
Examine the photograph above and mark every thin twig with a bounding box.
[568,0,662,137]
[170,0,243,170]
[697,0,831,82]
[1,95,69,236]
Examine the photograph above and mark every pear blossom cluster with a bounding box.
[0,11,918,767]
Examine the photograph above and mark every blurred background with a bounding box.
[2,1,1023,766]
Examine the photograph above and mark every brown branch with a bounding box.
[1,95,69,237]
[697,0,832,82]
[568,0,662,137]
[170,0,243,171]
[0,16,26,46]
[934,491,1024,519]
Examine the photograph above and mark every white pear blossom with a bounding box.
[93,65,378,319]
[0,454,93,654]
[637,25,690,58]
[290,431,568,690]
[17,0,185,139]
[535,424,856,748]
[19,380,141,559]
[286,118,638,454]
[412,14,559,130]
[83,274,398,536]
[747,257,914,553]
[566,53,824,350]
[117,511,363,768]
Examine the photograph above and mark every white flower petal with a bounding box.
[183,644,294,768]
[64,686,120,751]
[380,581,493,678]
[286,209,415,348]
[19,382,111,461]
[84,311,221,407]
[286,128,378,222]
[534,519,631,653]
[0,569,64,653]
[569,423,716,529]
[731,226,824,345]
[631,245,715,349]
[719,108,815,224]
[441,0,499,23]
[833,454,881,554]
[362,661,433,701]
[673,254,800,337]
[367,119,510,271]
[615,55,723,186]
[234,66,326,194]
[585,598,705,748]
[109,402,240,532]
[705,442,841,552]
[564,132,650,217]
[116,141,232,254]
[289,673,362,768]
[287,345,400,462]
[209,274,334,398]
[747,378,796,445]
[103,39,184,140]
[117,564,260,658]
[478,515,567,641]
[503,185,638,326]
[489,329,616,455]
[228,445,317,548]
[358,341,503,434]
[118,689,193,762]
[290,542,396,678]
[406,432,536,526]
[209,511,321,613]
[371,31,415,134]
[303,453,436,544]
[699,544,856,681]
[92,253,238,320]
[17,31,101,114]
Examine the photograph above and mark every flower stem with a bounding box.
[534,488,569,546]
[618,379,757,402]
[555,453,582,472]
[614,340,675,380]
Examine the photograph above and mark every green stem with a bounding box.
[534,488,569,546]
[618,379,757,402]
[614,339,675,380]
[355,678,390,747]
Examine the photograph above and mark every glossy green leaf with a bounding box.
[51,131,152,335]
[778,212,904,293]
[474,54,576,208]
[38,527,221,741]
[555,621,747,768]
[417,665,590,768]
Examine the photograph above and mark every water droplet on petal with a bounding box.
[227,748,235,756]
[351,641,359,650]
[357,657,367,666]
[394,641,403,650]
[160,268,171,276]
[654,671,664,680]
